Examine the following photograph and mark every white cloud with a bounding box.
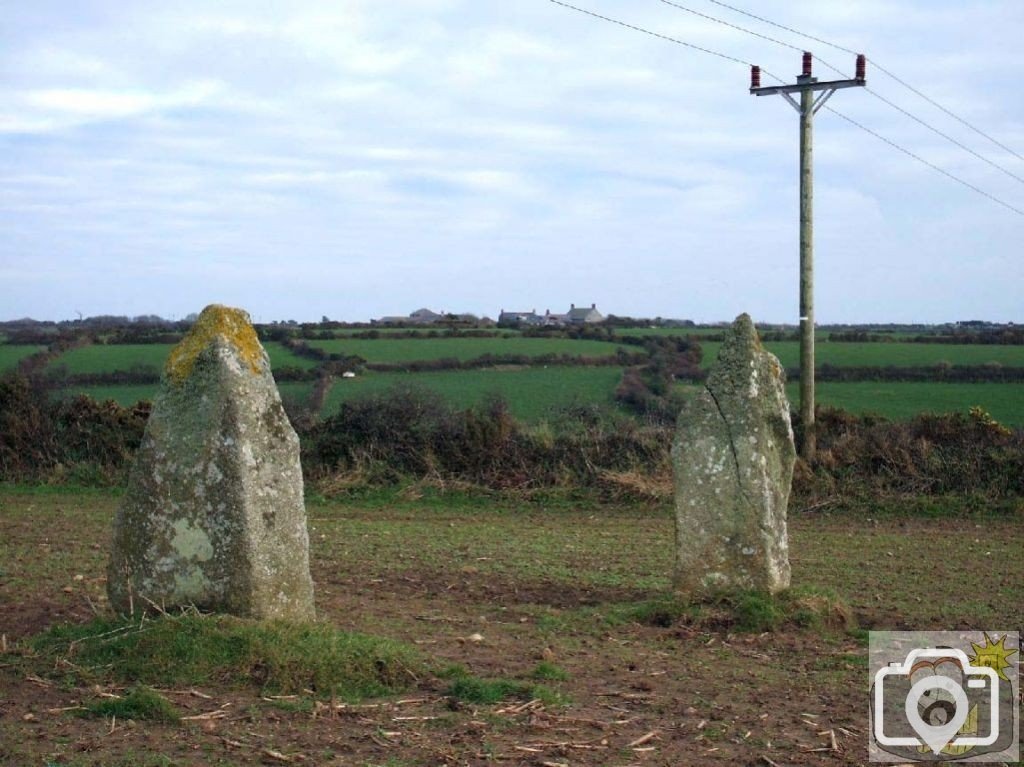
[7,80,225,133]
[0,0,1021,321]
[29,84,175,116]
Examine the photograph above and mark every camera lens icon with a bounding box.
[873,647,1000,755]
[905,674,971,754]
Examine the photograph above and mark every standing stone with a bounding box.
[107,305,315,621]
[671,313,795,597]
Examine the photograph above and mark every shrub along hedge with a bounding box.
[1,371,1021,504]
[0,373,148,484]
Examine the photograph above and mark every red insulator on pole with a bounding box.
[751,65,761,89]
[802,51,813,76]
[855,54,866,81]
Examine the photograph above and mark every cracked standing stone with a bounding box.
[107,304,316,621]
[671,313,795,597]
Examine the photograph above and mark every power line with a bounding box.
[546,0,1024,218]
[825,106,1024,217]
[702,0,858,54]
[696,0,1024,163]
[656,0,1024,186]
[548,0,752,67]
[868,63,1024,163]
[658,0,802,52]
[816,58,1024,186]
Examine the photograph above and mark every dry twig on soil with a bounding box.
[626,730,659,748]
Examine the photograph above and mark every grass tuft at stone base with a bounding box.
[608,587,855,634]
[27,613,422,701]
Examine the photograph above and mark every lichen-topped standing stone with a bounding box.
[107,304,315,621]
[671,313,796,598]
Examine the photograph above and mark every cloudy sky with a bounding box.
[2,0,1021,323]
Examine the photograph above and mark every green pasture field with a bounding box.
[700,341,1024,369]
[675,381,1024,427]
[70,384,157,406]
[0,345,45,371]
[53,344,170,373]
[322,366,626,422]
[264,342,320,369]
[786,381,1024,427]
[307,336,624,363]
[47,341,316,374]
[277,381,313,406]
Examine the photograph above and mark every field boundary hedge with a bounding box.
[40,361,1024,389]
[787,364,1024,383]
[830,329,1024,345]
[2,371,1021,506]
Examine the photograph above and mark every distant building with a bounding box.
[373,308,495,327]
[566,303,604,325]
[374,308,444,326]
[499,303,605,326]
[498,308,544,326]
[543,309,568,325]
[409,308,443,324]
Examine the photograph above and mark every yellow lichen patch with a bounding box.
[165,305,264,384]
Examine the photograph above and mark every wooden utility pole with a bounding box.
[750,52,866,461]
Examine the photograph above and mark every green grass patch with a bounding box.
[530,661,569,681]
[785,381,1024,427]
[48,341,314,374]
[444,670,565,707]
[66,384,157,405]
[702,340,1024,369]
[323,366,626,423]
[29,614,422,701]
[0,344,45,371]
[723,588,854,633]
[266,696,316,714]
[599,588,854,634]
[728,591,784,632]
[676,380,1024,427]
[307,336,623,363]
[81,685,180,722]
[603,595,700,628]
[277,381,313,407]
[264,342,320,370]
[51,344,172,374]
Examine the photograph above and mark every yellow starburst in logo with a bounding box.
[969,633,1018,682]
